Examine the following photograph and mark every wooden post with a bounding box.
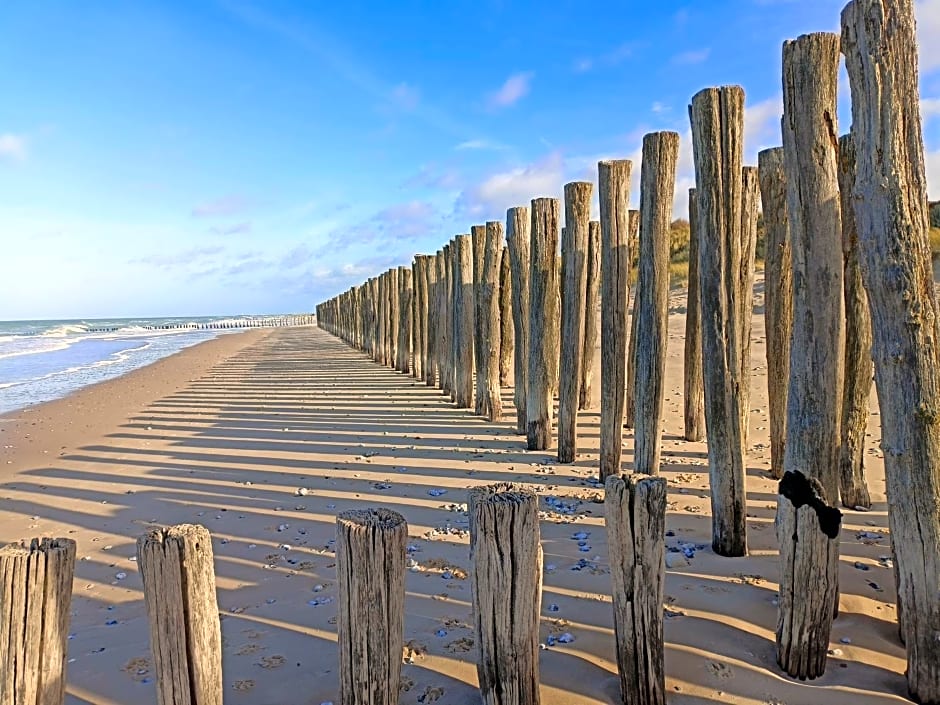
[558,182,592,463]
[442,243,454,396]
[625,209,641,428]
[468,484,542,705]
[377,273,387,365]
[527,198,561,451]
[499,246,514,388]
[600,160,633,479]
[426,254,440,386]
[776,32,844,680]
[843,2,940,698]
[605,475,667,705]
[507,206,531,435]
[684,188,706,442]
[454,235,475,408]
[388,267,400,370]
[634,132,679,475]
[689,85,748,557]
[412,258,425,380]
[336,509,407,705]
[137,524,223,705]
[739,166,760,447]
[479,222,504,421]
[397,267,413,374]
[580,221,600,410]
[757,147,792,480]
[472,225,486,415]
[0,538,76,705]
[836,133,873,510]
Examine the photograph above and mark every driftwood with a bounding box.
[507,206,531,434]
[684,188,706,441]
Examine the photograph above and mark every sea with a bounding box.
[0,316,274,415]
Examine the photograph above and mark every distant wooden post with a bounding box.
[468,484,542,705]
[558,182,592,463]
[757,148,792,480]
[0,538,76,705]
[605,475,667,705]
[400,267,414,374]
[388,268,400,370]
[625,209,641,428]
[580,221,601,410]
[472,225,486,415]
[739,166,760,447]
[442,243,454,396]
[689,85,748,557]
[634,132,679,475]
[336,509,407,705]
[684,188,706,442]
[377,273,387,365]
[454,235,475,408]
[479,222,504,421]
[843,3,940,698]
[499,247,514,387]
[527,198,561,451]
[412,258,425,380]
[836,133,873,510]
[599,160,633,479]
[776,32,844,680]
[137,525,223,705]
[426,255,440,386]
[507,206,531,434]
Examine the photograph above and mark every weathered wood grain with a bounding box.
[507,206,531,434]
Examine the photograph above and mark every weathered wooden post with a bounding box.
[412,257,426,380]
[507,206,531,434]
[634,132,679,475]
[739,166,760,447]
[336,509,407,705]
[527,198,561,450]
[479,221,504,421]
[600,160,633,479]
[388,267,400,370]
[625,209,641,428]
[776,32,844,680]
[580,220,601,410]
[397,267,413,374]
[757,147,792,479]
[442,243,455,396]
[684,188,706,442]
[0,538,76,705]
[843,2,940,699]
[605,475,667,705]
[836,133,873,510]
[468,484,542,705]
[689,85,748,557]
[377,273,388,365]
[472,225,486,415]
[454,235,475,408]
[137,524,222,705]
[426,254,440,386]
[558,182,592,463]
[499,246,514,387]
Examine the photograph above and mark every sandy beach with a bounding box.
[0,293,908,705]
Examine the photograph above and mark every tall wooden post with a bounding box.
[843,2,940,699]
[442,243,454,396]
[479,222,504,421]
[412,258,426,380]
[599,160,633,479]
[527,198,561,451]
[580,221,601,410]
[336,509,407,705]
[684,188,706,442]
[377,273,387,365]
[0,538,76,705]
[472,225,486,415]
[469,484,542,705]
[776,32,844,680]
[388,267,400,370]
[507,206,531,435]
[426,254,440,386]
[558,183,592,463]
[397,267,413,374]
[634,132,679,475]
[499,247,514,388]
[625,209,641,428]
[836,133,873,510]
[137,525,223,705]
[689,85,748,557]
[605,475,667,705]
[454,235,475,408]
[758,148,792,480]
[739,166,760,447]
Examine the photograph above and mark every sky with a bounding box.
[2,0,940,319]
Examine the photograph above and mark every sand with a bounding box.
[0,295,909,705]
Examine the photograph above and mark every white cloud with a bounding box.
[0,134,28,161]
[191,195,250,218]
[926,149,940,198]
[917,0,940,73]
[458,152,563,217]
[744,95,783,162]
[672,48,711,65]
[922,96,940,123]
[455,139,508,151]
[487,71,534,109]
[652,101,670,114]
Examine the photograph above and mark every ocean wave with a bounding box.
[39,323,90,337]
[0,341,153,390]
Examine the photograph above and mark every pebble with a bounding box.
[546,603,560,612]
[853,561,869,571]
[665,553,690,569]
[435,629,447,637]
[115,572,127,580]
[296,487,309,496]
[428,489,447,497]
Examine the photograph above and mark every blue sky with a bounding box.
[2,0,940,319]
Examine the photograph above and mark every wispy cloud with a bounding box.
[922,96,940,123]
[573,41,641,73]
[131,245,226,269]
[487,71,534,109]
[672,48,711,65]
[651,102,670,114]
[209,221,252,236]
[318,199,440,253]
[401,164,462,191]
[192,195,250,218]
[390,82,420,111]
[918,0,940,73]
[455,139,508,151]
[457,152,564,217]
[0,134,28,162]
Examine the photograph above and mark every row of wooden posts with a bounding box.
[0,476,666,705]
[319,4,940,703]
